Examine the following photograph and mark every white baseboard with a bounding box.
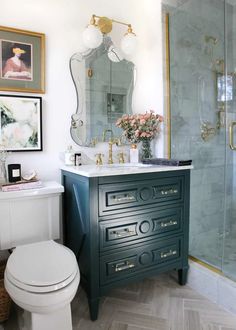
[188,260,236,315]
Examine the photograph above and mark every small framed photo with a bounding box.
[0,26,45,93]
[0,94,42,151]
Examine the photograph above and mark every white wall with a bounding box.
[0,0,163,182]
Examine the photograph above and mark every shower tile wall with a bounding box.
[168,0,230,268]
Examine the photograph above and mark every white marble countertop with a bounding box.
[61,163,193,178]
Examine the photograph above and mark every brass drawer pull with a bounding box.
[160,220,178,228]
[114,261,135,272]
[112,229,135,237]
[161,249,177,258]
[160,188,178,195]
[112,194,135,202]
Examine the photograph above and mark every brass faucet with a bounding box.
[108,138,119,164]
[102,129,114,142]
[95,153,104,165]
[117,152,125,164]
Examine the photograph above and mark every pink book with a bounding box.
[1,180,43,192]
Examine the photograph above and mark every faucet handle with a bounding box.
[117,152,126,164]
[115,137,122,146]
[90,137,98,147]
[95,153,104,165]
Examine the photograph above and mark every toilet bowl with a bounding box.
[0,182,79,329]
[4,240,80,330]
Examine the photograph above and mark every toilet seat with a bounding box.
[5,240,78,293]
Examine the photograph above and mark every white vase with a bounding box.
[129,144,139,163]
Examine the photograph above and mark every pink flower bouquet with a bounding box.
[116,111,163,143]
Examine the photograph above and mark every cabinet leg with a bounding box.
[88,297,99,321]
[178,267,188,285]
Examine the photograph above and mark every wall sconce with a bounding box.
[82,14,137,56]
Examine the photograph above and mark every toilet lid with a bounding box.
[6,240,78,293]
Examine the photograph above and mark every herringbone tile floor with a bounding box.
[71,273,236,330]
[3,273,236,329]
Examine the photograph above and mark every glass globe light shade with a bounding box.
[78,42,90,53]
[82,25,103,49]
[120,33,137,55]
[107,45,124,62]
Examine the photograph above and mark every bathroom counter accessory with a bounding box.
[61,167,191,320]
[1,180,43,192]
[0,181,64,199]
[142,158,192,166]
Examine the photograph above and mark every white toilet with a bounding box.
[0,181,80,330]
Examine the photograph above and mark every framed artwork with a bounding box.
[0,26,45,93]
[0,94,42,151]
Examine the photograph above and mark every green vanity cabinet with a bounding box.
[61,168,190,321]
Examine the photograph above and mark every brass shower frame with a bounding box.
[164,13,171,159]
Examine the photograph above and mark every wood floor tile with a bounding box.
[200,314,236,328]
[151,284,170,319]
[201,325,220,330]
[168,297,184,330]
[109,322,128,330]
[104,297,152,316]
[184,310,201,330]
[111,311,169,330]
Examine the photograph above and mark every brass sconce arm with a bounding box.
[90,14,135,35]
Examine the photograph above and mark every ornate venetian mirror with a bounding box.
[70,36,135,147]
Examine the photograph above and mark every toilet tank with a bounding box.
[0,181,64,250]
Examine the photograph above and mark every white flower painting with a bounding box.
[0,95,42,151]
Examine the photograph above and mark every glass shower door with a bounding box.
[167,0,226,271]
[165,0,236,282]
[222,0,236,281]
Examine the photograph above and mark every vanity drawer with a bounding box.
[99,206,184,251]
[98,176,184,216]
[100,236,183,285]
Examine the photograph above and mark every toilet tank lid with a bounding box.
[0,181,64,199]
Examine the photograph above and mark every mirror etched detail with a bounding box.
[70,36,135,147]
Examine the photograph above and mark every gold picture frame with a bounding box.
[0,26,45,93]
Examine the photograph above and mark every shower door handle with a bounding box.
[229,121,236,150]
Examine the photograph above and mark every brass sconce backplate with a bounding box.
[97,17,113,34]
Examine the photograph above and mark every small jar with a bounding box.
[74,153,82,166]
[8,164,21,182]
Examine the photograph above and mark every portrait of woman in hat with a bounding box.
[1,41,32,81]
